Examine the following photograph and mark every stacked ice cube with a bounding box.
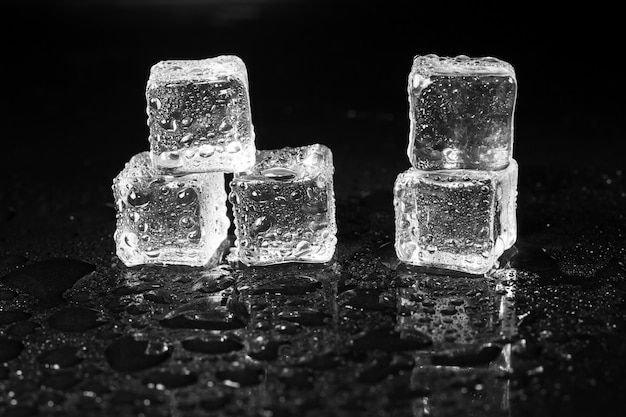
[394,54,518,274]
[112,55,337,267]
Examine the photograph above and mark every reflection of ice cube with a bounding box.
[408,54,517,170]
[229,144,337,266]
[396,271,518,417]
[112,152,229,267]
[146,55,255,174]
[394,160,517,274]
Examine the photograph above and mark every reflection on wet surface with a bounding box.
[396,268,518,416]
[0,242,524,416]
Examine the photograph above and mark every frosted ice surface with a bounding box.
[229,144,337,266]
[394,160,517,274]
[112,152,229,267]
[146,55,256,174]
[408,54,517,170]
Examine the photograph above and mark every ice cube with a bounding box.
[146,55,256,174]
[408,54,517,170]
[112,152,229,267]
[229,144,337,266]
[394,160,517,274]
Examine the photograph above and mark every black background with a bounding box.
[2,3,625,416]
[4,0,623,191]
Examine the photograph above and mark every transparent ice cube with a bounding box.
[229,144,337,266]
[112,152,229,267]
[408,54,517,170]
[146,55,256,174]
[394,160,517,274]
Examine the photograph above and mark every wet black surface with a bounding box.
[2,1,626,416]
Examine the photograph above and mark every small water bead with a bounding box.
[128,189,150,208]
[145,248,161,258]
[226,142,241,153]
[149,97,161,111]
[183,149,196,159]
[218,120,233,132]
[302,200,327,215]
[158,151,183,168]
[199,144,215,158]
[422,234,434,244]
[179,216,195,229]
[159,118,178,132]
[181,117,193,127]
[261,167,297,182]
[426,244,437,253]
[124,233,139,247]
[293,241,311,256]
[250,190,273,202]
[290,190,303,202]
[128,211,140,222]
[217,87,233,99]
[403,242,418,257]
[228,192,239,205]
[181,133,193,143]
[137,222,149,233]
[188,229,201,243]
[251,216,273,235]
[177,188,198,205]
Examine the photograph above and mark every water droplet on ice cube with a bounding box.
[128,189,150,208]
[261,167,297,181]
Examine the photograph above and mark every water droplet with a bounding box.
[218,120,233,132]
[158,151,183,168]
[309,221,326,232]
[145,248,161,258]
[228,192,239,205]
[149,98,161,111]
[128,189,150,207]
[293,241,311,256]
[159,118,178,132]
[177,188,198,205]
[181,133,193,143]
[225,142,241,153]
[261,167,297,181]
[250,189,272,202]
[442,147,461,162]
[124,233,138,247]
[179,216,195,229]
[188,229,201,243]
[302,200,327,214]
[290,190,303,201]
[426,244,437,253]
[181,117,193,127]
[105,336,171,372]
[252,216,273,234]
[127,211,140,222]
[402,242,417,258]
[199,144,215,158]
